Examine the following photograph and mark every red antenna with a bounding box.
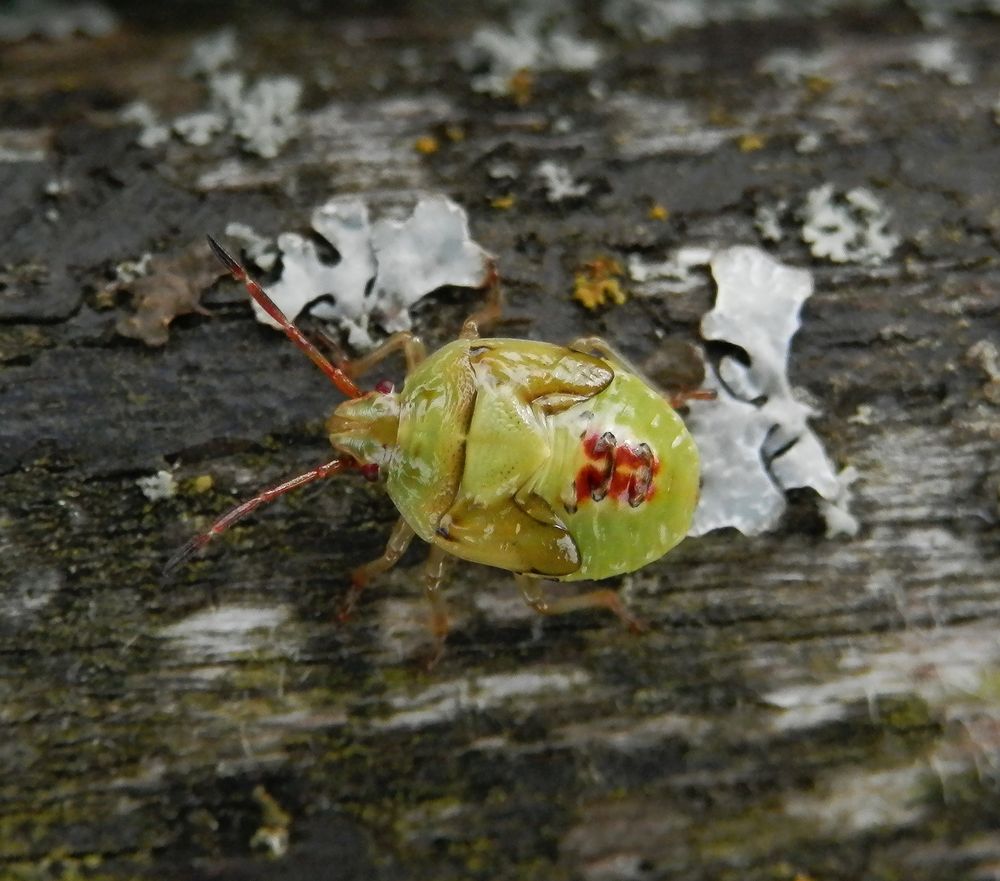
[164,458,351,575]
[206,235,363,400]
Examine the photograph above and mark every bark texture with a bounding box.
[2,2,1000,880]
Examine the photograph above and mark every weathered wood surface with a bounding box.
[2,2,999,879]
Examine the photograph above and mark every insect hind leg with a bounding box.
[569,335,716,409]
[514,574,648,633]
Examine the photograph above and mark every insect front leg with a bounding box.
[339,518,416,621]
[460,257,503,339]
[514,574,648,633]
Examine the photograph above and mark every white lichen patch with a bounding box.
[183,28,237,77]
[600,0,713,39]
[113,251,153,284]
[754,201,787,243]
[172,110,227,147]
[159,603,292,661]
[534,160,591,202]
[212,72,302,159]
[373,596,446,663]
[759,35,972,88]
[911,36,973,85]
[796,131,822,154]
[366,196,490,332]
[801,184,899,265]
[757,47,836,85]
[554,711,713,751]
[908,0,1000,29]
[244,194,491,351]
[165,71,302,158]
[765,623,1000,726]
[3,567,62,623]
[784,764,928,834]
[967,339,1000,404]
[119,101,170,148]
[0,1,117,41]
[626,246,714,296]
[608,94,733,159]
[123,32,302,158]
[457,13,601,97]
[224,222,278,271]
[819,466,861,538]
[249,198,375,348]
[687,246,845,536]
[687,376,787,536]
[136,469,177,501]
[374,668,590,730]
[0,128,50,163]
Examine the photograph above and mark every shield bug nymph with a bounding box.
[167,235,704,656]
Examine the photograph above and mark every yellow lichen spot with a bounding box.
[738,133,766,152]
[805,75,832,96]
[490,194,516,210]
[708,105,736,126]
[444,124,466,142]
[648,202,670,221]
[93,287,116,309]
[573,257,627,310]
[508,68,534,106]
[190,474,214,494]
[414,134,439,155]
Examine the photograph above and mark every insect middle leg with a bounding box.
[341,332,427,379]
[339,518,415,620]
[423,545,452,667]
[514,574,648,633]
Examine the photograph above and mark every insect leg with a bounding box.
[569,335,716,408]
[164,458,350,575]
[340,332,427,380]
[460,257,503,339]
[514,574,648,633]
[567,336,642,375]
[667,388,717,408]
[422,545,452,668]
[339,518,416,620]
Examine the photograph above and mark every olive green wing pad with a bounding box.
[469,341,614,413]
[434,492,581,577]
[388,342,478,540]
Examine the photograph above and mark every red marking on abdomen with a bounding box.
[575,432,659,507]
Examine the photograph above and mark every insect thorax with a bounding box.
[326,392,401,468]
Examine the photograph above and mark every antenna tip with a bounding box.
[206,234,243,277]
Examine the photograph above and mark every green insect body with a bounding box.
[172,237,702,651]
[329,337,699,582]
